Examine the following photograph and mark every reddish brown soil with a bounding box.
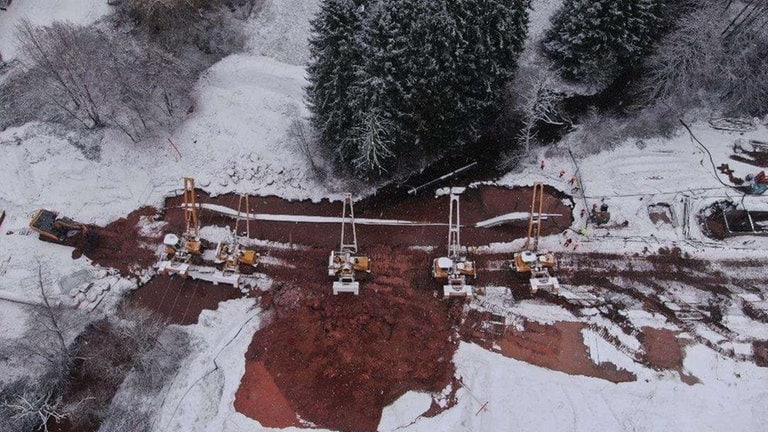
[129,275,242,325]
[67,206,159,276]
[234,361,301,428]
[640,327,684,370]
[242,246,460,432]
[754,341,768,367]
[164,185,573,250]
[56,184,575,432]
[464,318,636,383]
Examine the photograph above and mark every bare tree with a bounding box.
[10,20,195,141]
[351,110,395,176]
[514,68,568,153]
[642,3,768,116]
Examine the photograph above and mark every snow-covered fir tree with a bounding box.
[306,0,531,178]
[543,0,665,87]
[306,0,367,164]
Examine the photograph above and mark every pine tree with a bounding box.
[543,0,665,86]
[307,0,531,178]
[306,0,367,163]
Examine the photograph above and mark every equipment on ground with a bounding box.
[160,177,204,277]
[432,187,475,298]
[591,202,611,225]
[29,209,88,243]
[511,182,559,293]
[328,193,370,295]
[215,194,260,273]
[746,171,768,195]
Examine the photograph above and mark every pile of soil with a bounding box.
[67,206,159,276]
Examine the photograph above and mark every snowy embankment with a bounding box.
[383,342,768,432]
[0,0,111,61]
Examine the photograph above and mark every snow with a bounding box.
[151,298,269,432]
[389,342,768,432]
[0,0,112,61]
[2,1,768,431]
[378,392,433,432]
[244,0,319,66]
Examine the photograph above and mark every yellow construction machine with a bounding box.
[432,187,475,298]
[511,182,559,293]
[214,194,259,273]
[29,209,89,243]
[328,193,370,295]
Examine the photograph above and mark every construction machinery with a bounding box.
[590,201,611,225]
[159,177,204,276]
[432,187,475,298]
[328,193,370,295]
[746,171,768,195]
[511,182,559,293]
[29,209,88,243]
[214,194,259,273]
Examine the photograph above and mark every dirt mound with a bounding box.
[240,246,460,432]
[67,206,159,276]
[639,327,684,370]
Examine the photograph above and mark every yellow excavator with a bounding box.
[29,209,89,243]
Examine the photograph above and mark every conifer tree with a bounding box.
[543,0,665,86]
[306,0,366,163]
[307,0,531,178]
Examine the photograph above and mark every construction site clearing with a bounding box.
[17,167,768,432]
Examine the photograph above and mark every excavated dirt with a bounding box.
[66,206,159,276]
[463,317,636,383]
[164,185,573,250]
[241,246,461,432]
[129,275,242,325]
[639,327,684,370]
[234,361,302,428]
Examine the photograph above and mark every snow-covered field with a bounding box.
[1,1,767,431]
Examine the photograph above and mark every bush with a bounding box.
[114,0,253,58]
[641,3,768,116]
[4,20,195,140]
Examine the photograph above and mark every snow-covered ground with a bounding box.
[0,0,112,61]
[1,1,767,431]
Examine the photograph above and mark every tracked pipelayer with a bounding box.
[432,187,476,298]
[327,193,370,295]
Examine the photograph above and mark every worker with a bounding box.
[568,176,577,185]
[559,169,566,178]
[580,208,586,218]
[579,227,588,236]
[600,202,609,212]
[564,238,573,247]
[540,160,545,170]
